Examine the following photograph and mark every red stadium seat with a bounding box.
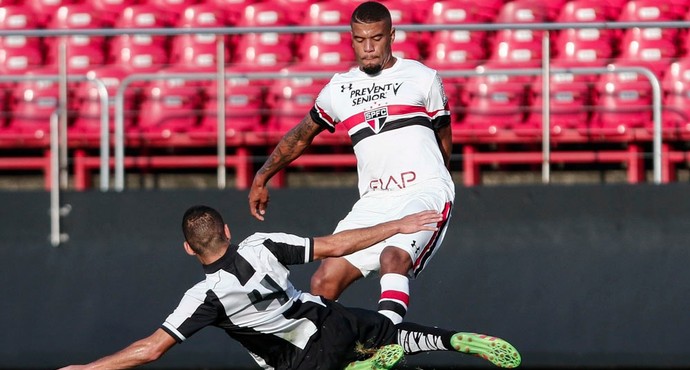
[273,0,314,25]
[554,0,617,69]
[522,65,593,136]
[48,3,109,31]
[425,39,486,72]
[135,68,205,137]
[488,29,544,68]
[619,0,685,22]
[0,5,41,32]
[300,40,355,68]
[235,2,295,56]
[170,4,230,70]
[237,2,293,26]
[392,41,421,60]
[456,65,529,135]
[423,1,490,71]
[266,71,323,133]
[661,58,690,136]
[45,4,108,73]
[112,43,170,73]
[205,0,257,25]
[495,0,553,23]
[7,67,79,139]
[554,28,616,68]
[0,5,45,76]
[146,0,200,24]
[115,3,171,29]
[303,1,352,26]
[26,0,76,27]
[557,0,613,22]
[591,62,654,135]
[0,46,43,76]
[379,0,438,23]
[234,42,294,71]
[600,0,634,20]
[90,0,140,26]
[71,65,139,137]
[616,37,676,77]
[110,4,170,69]
[490,0,557,68]
[492,1,549,68]
[297,31,350,62]
[195,78,266,137]
[618,0,683,49]
[427,0,501,23]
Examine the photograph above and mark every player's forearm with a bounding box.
[315,219,403,259]
[254,119,319,185]
[60,330,174,370]
[68,342,157,369]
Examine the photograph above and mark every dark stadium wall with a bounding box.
[2,184,690,369]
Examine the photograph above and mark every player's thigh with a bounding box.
[339,193,452,277]
[385,193,453,276]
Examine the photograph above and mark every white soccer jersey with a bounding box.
[310,58,454,198]
[161,233,330,370]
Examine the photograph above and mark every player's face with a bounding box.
[351,20,395,75]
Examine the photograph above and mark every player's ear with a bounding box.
[224,224,231,240]
[183,241,196,256]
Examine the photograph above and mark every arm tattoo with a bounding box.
[257,117,323,178]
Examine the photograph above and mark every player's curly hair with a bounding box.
[182,205,228,256]
[350,1,392,30]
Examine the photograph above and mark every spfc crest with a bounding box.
[364,107,389,133]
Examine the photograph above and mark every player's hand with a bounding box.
[396,210,442,234]
[248,182,269,221]
[57,366,85,370]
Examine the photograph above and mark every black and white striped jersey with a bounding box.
[161,232,331,370]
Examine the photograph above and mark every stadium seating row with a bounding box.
[4,0,690,28]
[2,0,690,189]
[4,0,690,75]
[2,58,690,141]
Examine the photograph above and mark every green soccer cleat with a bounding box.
[345,344,404,370]
[451,332,522,368]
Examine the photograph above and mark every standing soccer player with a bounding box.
[249,1,455,324]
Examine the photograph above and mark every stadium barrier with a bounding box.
[3,185,690,369]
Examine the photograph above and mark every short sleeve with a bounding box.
[310,84,338,133]
[161,283,217,343]
[427,72,451,130]
[261,233,315,265]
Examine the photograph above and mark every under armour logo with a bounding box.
[411,240,419,253]
[340,83,353,93]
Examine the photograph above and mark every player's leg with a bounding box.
[311,257,363,300]
[376,247,412,324]
[395,322,522,368]
[313,197,387,300]
[377,198,452,324]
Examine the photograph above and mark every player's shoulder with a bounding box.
[239,232,308,249]
[397,58,438,77]
[330,64,363,83]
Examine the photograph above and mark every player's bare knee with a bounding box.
[310,269,329,295]
[311,267,342,298]
[380,246,412,273]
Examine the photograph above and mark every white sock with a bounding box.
[377,273,409,324]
